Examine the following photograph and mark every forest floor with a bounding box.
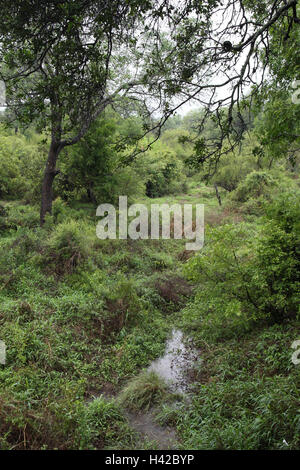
[0,181,299,450]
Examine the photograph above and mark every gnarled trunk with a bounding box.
[40,140,62,225]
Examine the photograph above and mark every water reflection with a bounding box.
[148,329,199,393]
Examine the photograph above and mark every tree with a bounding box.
[0,1,299,223]
[251,5,300,167]
[0,1,216,223]
[58,116,118,205]
[0,1,149,222]
[57,112,144,205]
[166,0,300,170]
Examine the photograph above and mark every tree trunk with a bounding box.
[40,140,61,225]
[214,183,222,206]
[87,182,97,206]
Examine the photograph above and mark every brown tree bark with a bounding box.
[214,183,222,206]
[40,140,62,225]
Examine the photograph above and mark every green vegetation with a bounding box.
[0,184,185,449]
[159,323,300,450]
[1,105,300,448]
[0,0,300,452]
[1,146,299,449]
[119,371,168,412]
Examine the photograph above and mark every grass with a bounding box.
[77,397,135,450]
[155,322,300,450]
[118,371,169,412]
[0,189,193,449]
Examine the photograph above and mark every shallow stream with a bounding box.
[125,329,200,449]
[148,329,199,393]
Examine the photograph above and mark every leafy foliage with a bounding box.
[183,190,300,341]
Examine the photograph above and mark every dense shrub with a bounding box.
[255,192,300,322]
[102,278,142,336]
[211,148,256,192]
[0,131,46,201]
[77,397,134,449]
[135,141,186,198]
[172,322,300,450]
[45,220,93,273]
[2,204,40,230]
[183,191,300,340]
[56,116,144,205]
[177,373,300,449]
[231,170,276,203]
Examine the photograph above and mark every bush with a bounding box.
[55,116,144,205]
[183,191,300,340]
[118,371,168,411]
[177,374,300,449]
[102,278,142,336]
[135,141,186,198]
[0,131,46,201]
[255,192,300,322]
[77,397,133,449]
[45,220,93,273]
[211,149,255,192]
[175,322,300,450]
[232,170,276,203]
[145,161,181,198]
[3,204,40,230]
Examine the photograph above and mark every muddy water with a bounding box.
[125,410,178,450]
[148,329,199,393]
[93,329,199,449]
[124,329,199,449]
